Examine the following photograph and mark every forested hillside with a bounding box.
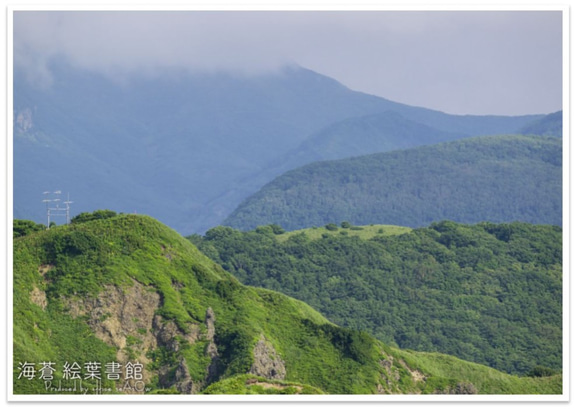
[224,135,562,231]
[192,220,562,376]
[13,213,561,394]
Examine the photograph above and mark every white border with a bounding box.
[3,2,575,11]
[5,2,571,404]
[562,3,571,405]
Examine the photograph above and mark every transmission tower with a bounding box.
[64,193,73,224]
[42,190,73,228]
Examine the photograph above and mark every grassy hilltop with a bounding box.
[14,213,561,395]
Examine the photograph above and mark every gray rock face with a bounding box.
[249,334,286,380]
[434,382,478,394]
[174,358,197,394]
[205,307,216,340]
[204,307,220,382]
[63,280,213,393]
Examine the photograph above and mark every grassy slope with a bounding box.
[388,347,562,394]
[275,224,412,242]
[13,214,561,395]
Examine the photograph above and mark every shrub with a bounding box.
[269,224,286,235]
[71,209,117,224]
[527,366,558,378]
[13,219,45,238]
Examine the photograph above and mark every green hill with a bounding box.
[13,213,561,395]
[223,134,562,232]
[193,220,562,376]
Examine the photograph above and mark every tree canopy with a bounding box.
[193,220,562,375]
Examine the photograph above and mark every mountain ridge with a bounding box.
[14,61,545,234]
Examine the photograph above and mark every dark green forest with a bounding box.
[191,220,562,376]
[223,134,562,231]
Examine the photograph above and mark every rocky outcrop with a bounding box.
[249,334,286,380]
[30,287,47,310]
[434,382,478,395]
[173,358,198,394]
[204,307,216,340]
[65,281,161,363]
[377,351,400,393]
[38,264,53,276]
[377,352,431,394]
[204,307,220,382]
[152,316,199,352]
[63,280,205,392]
[398,358,426,383]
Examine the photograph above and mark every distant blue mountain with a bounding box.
[14,61,545,234]
[518,111,562,138]
[262,110,467,175]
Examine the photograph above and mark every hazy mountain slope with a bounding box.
[14,62,543,234]
[193,220,562,376]
[13,213,561,394]
[518,110,563,138]
[200,110,546,224]
[382,104,543,136]
[223,135,562,231]
[263,110,467,174]
[13,63,395,233]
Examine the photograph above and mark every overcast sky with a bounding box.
[13,10,563,116]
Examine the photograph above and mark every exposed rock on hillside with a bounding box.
[204,307,220,383]
[63,280,212,393]
[29,286,47,310]
[249,334,286,380]
[434,382,478,394]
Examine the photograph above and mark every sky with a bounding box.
[12,9,563,116]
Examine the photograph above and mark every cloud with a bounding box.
[14,11,301,77]
[13,10,563,115]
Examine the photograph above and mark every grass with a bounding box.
[387,346,563,395]
[275,224,412,242]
